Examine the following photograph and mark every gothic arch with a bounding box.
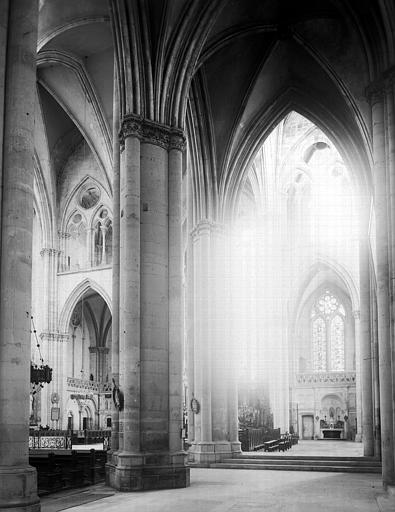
[293,258,359,329]
[221,88,372,224]
[58,278,112,334]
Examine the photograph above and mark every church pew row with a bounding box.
[29,449,107,496]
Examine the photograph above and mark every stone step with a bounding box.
[210,462,382,473]
[237,454,379,462]
[223,457,381,467]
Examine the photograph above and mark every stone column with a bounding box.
[189,222,212,460]
[100,225,108,265]
[385,72,395,478]
[113,126,141,481]
[353,310,363,442]
[359,227,374,455]
[168,130,187,456]
[107,115,189,490]
[38,248,60,428]
[0,1,40,510]
[369,82,395,485]
[371,291,381,458]
[186,172,195,445]
[109,61,121,456]
[189,222,242,463]
[211,226,232,458]
[225,230,241,452]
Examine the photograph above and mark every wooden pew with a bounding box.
[263,439,280,452]
[29,449,107,495]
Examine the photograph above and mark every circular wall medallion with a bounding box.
[190,397,200,414]
[79,185,100,209]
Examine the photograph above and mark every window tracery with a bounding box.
[93,207,112,266]
[311,290,345,372]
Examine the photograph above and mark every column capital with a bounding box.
[120,114,186,151]
[353,310,360,320]
[190,220,225,241]
[169,129,186,152]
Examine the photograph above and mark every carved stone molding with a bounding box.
[120,114,186,152]
[169,129,186,152]
[40,331,69,343]
[296,372,356,385]
[67,376,112,393]
[121,114,143,141]
[190,220,225,242]
[40,248,61,257]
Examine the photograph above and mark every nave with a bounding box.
[1,1,395,511]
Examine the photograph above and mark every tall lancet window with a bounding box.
[311,291,345,372]
[93,208,112,266]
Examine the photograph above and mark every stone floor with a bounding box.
[255,439,364,457]
[39,440,387,512]
[40,467,395,512]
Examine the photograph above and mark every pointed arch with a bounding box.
[292,257,359,329]
[58,278,112,334]
[220,88,372,223]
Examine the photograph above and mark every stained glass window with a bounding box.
[330,315,345,371]
[312,317,326,371]
[311,290,345,372]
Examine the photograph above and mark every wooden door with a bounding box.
[302,415,314,439]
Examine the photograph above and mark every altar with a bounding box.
[321,428,343,439]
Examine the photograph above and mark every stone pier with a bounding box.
[0,0,40,510]
[106,116,189,490]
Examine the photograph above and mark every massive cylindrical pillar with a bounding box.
[0,0,40,510]
[119,132,141,457]
[370,86,395,485]
[107,116,189,490]
[189,222,242,463]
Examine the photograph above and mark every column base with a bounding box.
[106,451,190,491]
[188,441,242,465]
[0,466,40,512]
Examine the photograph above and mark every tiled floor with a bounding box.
[40,469,394,512]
